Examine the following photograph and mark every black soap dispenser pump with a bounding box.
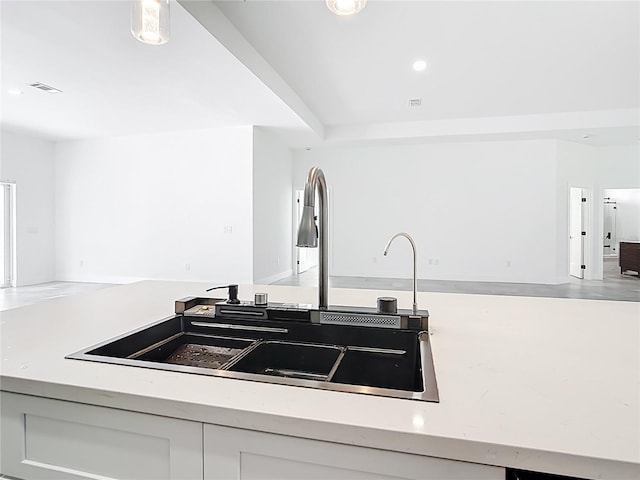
[206,284,240,304]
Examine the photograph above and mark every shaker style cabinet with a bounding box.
[0,392,203,480]
[203,424,504,480]
[1,392,505,480]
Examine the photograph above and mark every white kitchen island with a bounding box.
[1,281,638,480]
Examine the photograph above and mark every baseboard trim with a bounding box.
[54,274,143,284]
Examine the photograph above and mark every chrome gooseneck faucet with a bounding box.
[383,232,418,315]
[297,167,329,309]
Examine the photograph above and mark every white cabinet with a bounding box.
[1,392,505,480]
[203,424,504,480]
[0,392,203,480]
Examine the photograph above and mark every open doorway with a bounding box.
[295,190,318,274]
[602,188,640,278]
[1,182,16,288]
[603,197,618,256]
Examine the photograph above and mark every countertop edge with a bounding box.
[2,376,638,480]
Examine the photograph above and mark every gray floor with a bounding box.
[0,282,116,312]
[1,258,638,312]
[272,257,640,302]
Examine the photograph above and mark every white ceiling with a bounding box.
[1,0,638,147]
[0,0,308,142]
[215,0,639,124]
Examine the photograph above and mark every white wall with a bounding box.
[252,128,293,284]
[556,142,640,280]
[293,139,559,284]
[6,123,635,288]
[54,127,254,285]
[0,129,56,286]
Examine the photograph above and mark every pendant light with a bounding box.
[326,0,367,16]
[131,0,170,45]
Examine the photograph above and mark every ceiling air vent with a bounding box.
[29,82,63,94]
[409,98,422,107]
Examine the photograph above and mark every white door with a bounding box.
[1,182,15,288]
[569,187,585,279]
[295,190,318,274]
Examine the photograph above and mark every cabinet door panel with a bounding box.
[204,424,504,480]
[239,452,406,480]
[1,392,202,480]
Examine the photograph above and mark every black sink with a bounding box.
[331,347,422,392]
[68,310,438,402]
[136,334,254,369]
[87,315,184,359]
[225,341,345,381]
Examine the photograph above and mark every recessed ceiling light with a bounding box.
[7,89,23,96]
[326,0,367,16]
[413,60,428,72]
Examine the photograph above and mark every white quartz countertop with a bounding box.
[1,281,638,479]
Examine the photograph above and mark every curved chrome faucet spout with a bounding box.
[383,232,418,315]
[297,167,329,309]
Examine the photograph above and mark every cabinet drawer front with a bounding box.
[1,392,202,480]
[204,424,504,480]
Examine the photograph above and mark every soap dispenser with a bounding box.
[205,284,240,304]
